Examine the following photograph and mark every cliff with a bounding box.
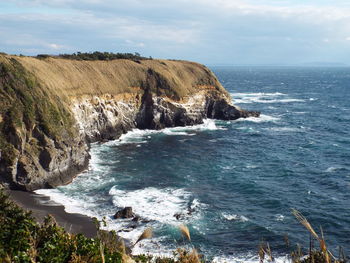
[0,54,259,190]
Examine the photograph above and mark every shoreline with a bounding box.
[8,189,97,238]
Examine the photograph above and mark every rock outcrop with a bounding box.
[113,207,135,219]
[0,54,259,190]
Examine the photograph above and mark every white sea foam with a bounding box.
[275,214,285,221]
[35,185,204,256]
[325,166,348,173]
[235,98,305,104]
[234,114,280,123]
[246,165,258,169]
[34,188,98,218]
[231,92,305,104]
[107,186,205,254]
[236,127,257,133]
[109,186,202,225]
[106,119,223,146]
[234,92,286,97]
[222,213,249,222]
[132,240,176,259]
[263,127,303,133]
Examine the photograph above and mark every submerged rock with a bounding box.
[132,216,141,222]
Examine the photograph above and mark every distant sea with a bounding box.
[36,67,350,262]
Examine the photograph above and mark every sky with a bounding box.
[1,0,350,65]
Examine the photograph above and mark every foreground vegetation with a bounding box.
[0,188,347,263]
[0,189,202,263]
[0,189,124,262]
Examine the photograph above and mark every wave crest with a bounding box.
[109,186,203,225]
[231,92,305,104]
[106,119,224,146]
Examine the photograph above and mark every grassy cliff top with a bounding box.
[4,54,229,102]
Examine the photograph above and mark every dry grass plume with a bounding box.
[179,224,191,242]
[134,227,153,246]
[292,209,336,263]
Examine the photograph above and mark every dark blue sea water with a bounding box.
[37,67,350,262]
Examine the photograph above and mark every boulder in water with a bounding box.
[113,207,135,219]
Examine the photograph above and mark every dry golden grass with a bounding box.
[292,209,320,241]
[291,209,336,263]
[259,243,265,263]
[258,242,274,263]
[179,224,191,242]
[134,227,153,246]
[10,55,229,103]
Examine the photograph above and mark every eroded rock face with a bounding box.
[72,95,138,142]
[71,89,260,143]
[2,124,90,191]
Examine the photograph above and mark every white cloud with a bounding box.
[1,0,350,63]
[48,43,64,49]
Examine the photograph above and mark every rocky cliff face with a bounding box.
[0,55,259,190]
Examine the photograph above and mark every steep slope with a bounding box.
[0,56,89,190]
[0,55,259,190]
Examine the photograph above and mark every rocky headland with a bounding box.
[0,54,259,191]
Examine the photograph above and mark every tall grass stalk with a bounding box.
[134,227,153,246]
[179,224,191,242]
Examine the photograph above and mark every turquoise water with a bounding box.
[37,67,350,262]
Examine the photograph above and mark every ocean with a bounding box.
[36,66,350,262]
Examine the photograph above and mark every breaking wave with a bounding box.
[231,92,305,104]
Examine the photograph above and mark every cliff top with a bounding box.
[1,54,229,102]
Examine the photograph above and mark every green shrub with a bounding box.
[35,51,151,61]
[0,190,123,263]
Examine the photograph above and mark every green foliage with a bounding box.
[0,190,37,262]
[0,189,123,263]
[0,137,17,166]
[36,51,151,61]
[134,254,154,262]
[36,54,50,59]
[0,56,77,168]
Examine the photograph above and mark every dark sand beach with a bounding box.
[9,190,97,238]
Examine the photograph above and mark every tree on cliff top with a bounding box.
[36,51,150,61]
